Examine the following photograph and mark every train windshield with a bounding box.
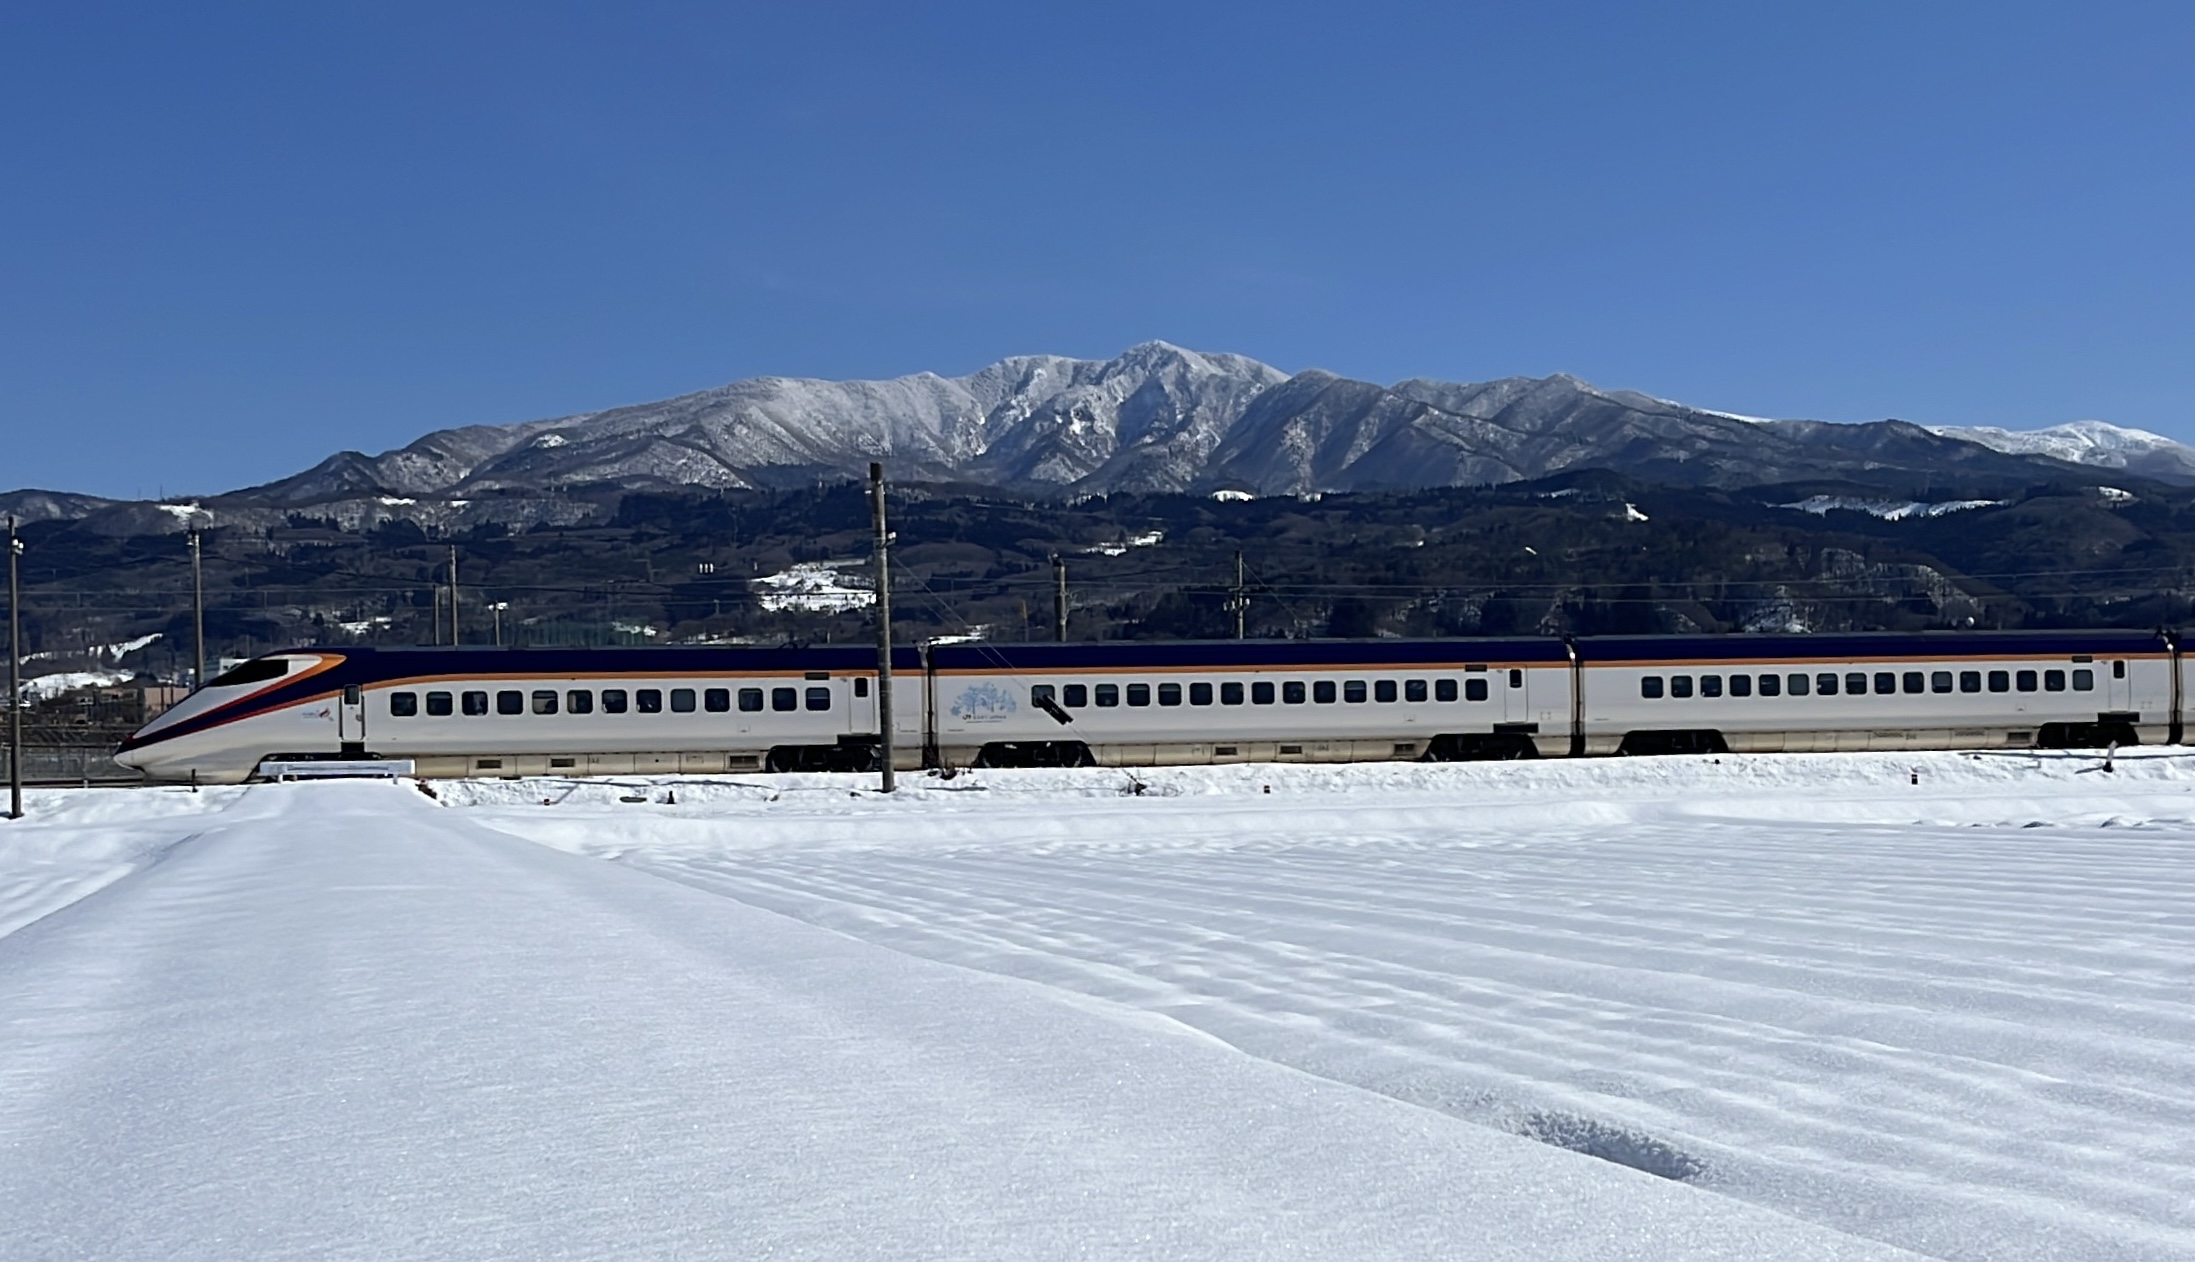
[207,658,290,688]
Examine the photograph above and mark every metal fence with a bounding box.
[0,745,145,787]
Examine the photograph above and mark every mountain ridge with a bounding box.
[6,343,2190,529]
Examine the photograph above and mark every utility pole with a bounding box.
[1228,550,1248,639]
[189,527,206,691]
[9,515,22,819]
[492,602,506,647]
[448,544,460,645]
[869,462,896,793]
[1052,554,1068,643]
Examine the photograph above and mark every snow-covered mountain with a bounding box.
[14,345,2189,530]
[229,342,2186,508]
[244,343,1288,503]
[1926,420,2195,484]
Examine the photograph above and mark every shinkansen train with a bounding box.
[114,630,2180,784]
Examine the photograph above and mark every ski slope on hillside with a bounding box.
[0,777,1925,1261]
[449,751,2195,1262]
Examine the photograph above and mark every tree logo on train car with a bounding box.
[949,682,1017,724]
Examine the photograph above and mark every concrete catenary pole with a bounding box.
[448,545,460,645]
[1231,550,1247,639]
[869,462,896,793]
[189,527,206,692]
[1052,554,1068,643]
[9,515,22,819]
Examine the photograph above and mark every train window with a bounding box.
[388,692,419,717]
[1250,681,1274,705]
[637,689,663,713]
[532,690,559,715]
[806,687,831,711]
[1158,683,1183,706]
[1758,674,1780,697]
[1031,684,1055,706]
[1314,681,1337,704]
[497,690,524,715]
[426,691,453,716]
[1283,681,1307,704]
[1465,678,1488,702]
[1343,680,1368,703]
[1435,679,1457,702]
[1874,672,1896,695]
[344,684,361,706]
[1902,672,1924,694]
[1987,671,2009,693]
[1509,669,1523,688]
[2113,660,2126,679]
[672,688,698,713]
[463,690,489,716]
[2043,670,2065,692]
[1095,684,1119,707]
[1127,683,1151,707]
[1064,684,1088,707]
[1405,679,1428,702]
[1815,673,1837,696]
[1844,672,1867,695]
[1189,682,1214,706]
[1959,672,1981,693]
[2015,670,2038,693]
[1788,673,1809,696]
[739,688,763,712]
[704,688,730,713]
[1931,672,1953,694]
[2072,669,2094,691]
[1640,676,1664,699]
[1729,674,1751,698]
[770,687,796,712]
[602,689,629,713]
[568,690,594,715]
[1700,675,1723,698]
[1670,675,1694,699]
[1219,682,1244,705]
[1375,680,1397,703]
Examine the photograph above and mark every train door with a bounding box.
[1503,667,1527,725]
[339,683,366,750]
[850,674,877,737]
[2106,658,2130,712]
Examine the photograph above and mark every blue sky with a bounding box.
[4,1,2190,498]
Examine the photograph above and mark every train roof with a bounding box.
[1576,628,2169,662]
[281,643,927,673]
[926,638,1572,669]
[260,627,2174,676]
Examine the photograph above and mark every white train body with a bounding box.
[1576,633,2171,756]
[116,631,2180,783]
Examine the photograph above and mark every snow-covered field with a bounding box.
[4,751,2192,1259]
